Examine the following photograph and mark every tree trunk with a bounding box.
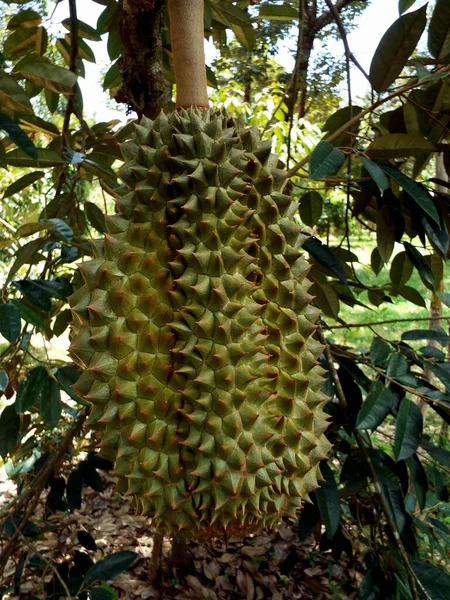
[117,0,167,118]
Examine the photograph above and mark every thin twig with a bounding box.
[326,315,450,330]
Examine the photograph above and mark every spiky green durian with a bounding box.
[69,109,331,536]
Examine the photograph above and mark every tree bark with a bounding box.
[117,0,167,118]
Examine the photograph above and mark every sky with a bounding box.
[51,0,425,122]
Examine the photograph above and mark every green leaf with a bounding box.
[421,215,449,259]
[5,148,64,167]
[369,5,427,92]
[8,9,41,29]
[0,370,9,393]
[3,171,45,198]
[356,380,396,431]
[367,133,436,159]
[0,303,21,343]
[0,113,37,159]
[35,26,48,57]
[19,113,60,137]
[387,353,409,378]
[315,462,340,539]
[16,222,55,237]
[0,71,33,113]
[403,242,436,290]
[406,454,427,510]
[309,141,345,179]
[61,18,101,41]
[369,449,406,533]
[299,191,323,227]
[370,336,391,365]
[13,278,73,312]
[402,328,450,344]
[89,585,118,600]
[18,62,77,95]
[411,560,450,600]
[428,0,450,60]
[437,292,450,307]
[0,405,20,458]
[3,28,37,58]
[390,251,413,287]
[371,247,383,275]
[84,551,138,585]
[311,282,339,319]
[257,3,299,21]
[399,0,419,15]
[231,24,255,49]
[359,155,390,194]
[380,164,440,225]
[394,398,423,461]
[303,237,347,284]
[103,60,120,91]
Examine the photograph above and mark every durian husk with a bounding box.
[69,109,331,537]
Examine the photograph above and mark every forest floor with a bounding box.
[0,470,365,600]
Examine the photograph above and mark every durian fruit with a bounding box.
[68,0,331,538]
[68,109,331,536]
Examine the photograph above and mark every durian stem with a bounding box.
[168,0,209,109]
[170,536,191,571]
[148,532,164,584]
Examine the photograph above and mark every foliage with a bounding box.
[0,0,450,598]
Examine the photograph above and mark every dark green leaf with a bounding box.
[371,247,383,275]
[85,202,106,234]
[309,141,345,179]
[56,366,85,405]
[411,560,450,600]
[89,585,118,600]
[66,468,83,510]
[387,353,409,378]
[403,242,436,290]
[315,462,340,539]
[13,278,73,312]
[394,398,423,461]
[390,251,413,287]
[77,530,97,551]
[356,380,396,430]
[421,437,450,466]
[0,405,20,458]
[84,551,138,585]
[398,285,426,307]
[377,205,396,263]
[16,366,50,413]
[421,215,449,258]
[359,155,390,194]
[303,237,347,284]
[3,171,44,198]
[399,1,419,15]
[0,113,37,159]
[298,493,320,541]
[369,6,427,92]
[299,191,323,227]
[43,218,73,241]
[370,336,391,365]
[402,328,450,344]
[381,164,439,224]
[428,0,450,60]
[406,454,427,510]
[0,303,21,343]
[40,376,61,428]
[10,299,44,328]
